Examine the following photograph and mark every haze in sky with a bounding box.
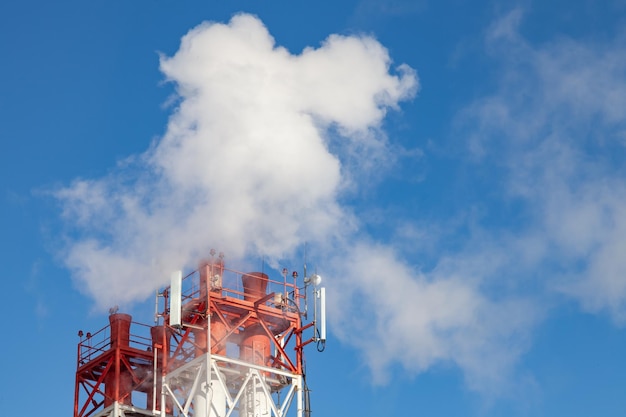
[2,1,626,416]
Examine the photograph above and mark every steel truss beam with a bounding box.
[162,353,302,417]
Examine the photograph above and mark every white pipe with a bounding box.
[296,375,303,417]
[154,290,159,324]
[152,343,158,413]
[319,287,326,342]
[160,383,167,417]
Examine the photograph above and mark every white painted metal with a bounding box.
[161,351,302,417]
[169,270,182,328]
[152,343,158,413]
[92,403,159,417]
[209,374,228,417]
[296,375,303,417]
[319,287,326,342]
[240,373,269,417]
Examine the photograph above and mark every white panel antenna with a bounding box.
[170,270,182,328]
[319,287,326,342]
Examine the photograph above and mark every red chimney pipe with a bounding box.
[105,314,133,407]
[242,272,268,302]
[240,272,271,366]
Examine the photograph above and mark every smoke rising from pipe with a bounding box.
[56,13,416,307]
[56,13,537,394]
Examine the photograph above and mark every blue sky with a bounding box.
[2,1,626,416]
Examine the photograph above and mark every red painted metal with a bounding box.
[240,272,271,366]
[211,318,228,355]
[149,325,171,413]
[192,325,207,357]
[104,314,132,407]
[241,323,271,366]
[74,255,313,417]
[169,264,306,377]
[74,315,154,417]
[242,272,269,301]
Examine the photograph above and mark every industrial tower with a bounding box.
[74,253,326,417]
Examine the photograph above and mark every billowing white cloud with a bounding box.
[56,13,417,309]
[327,241,538,393]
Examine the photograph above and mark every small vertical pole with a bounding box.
[206,279,212,417]
[160,381,166,417]
[152,346,157,413]
[319,287,326,341]
[206,314,212,417]
[296,375,304,417]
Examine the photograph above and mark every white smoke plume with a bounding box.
[56,13,542,395]
[56,13,416,308]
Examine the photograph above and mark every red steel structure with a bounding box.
[74,313,155,416]
[74,254,324,417]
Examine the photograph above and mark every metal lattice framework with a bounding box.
[74,257,318,417]
[74,316,156,417]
